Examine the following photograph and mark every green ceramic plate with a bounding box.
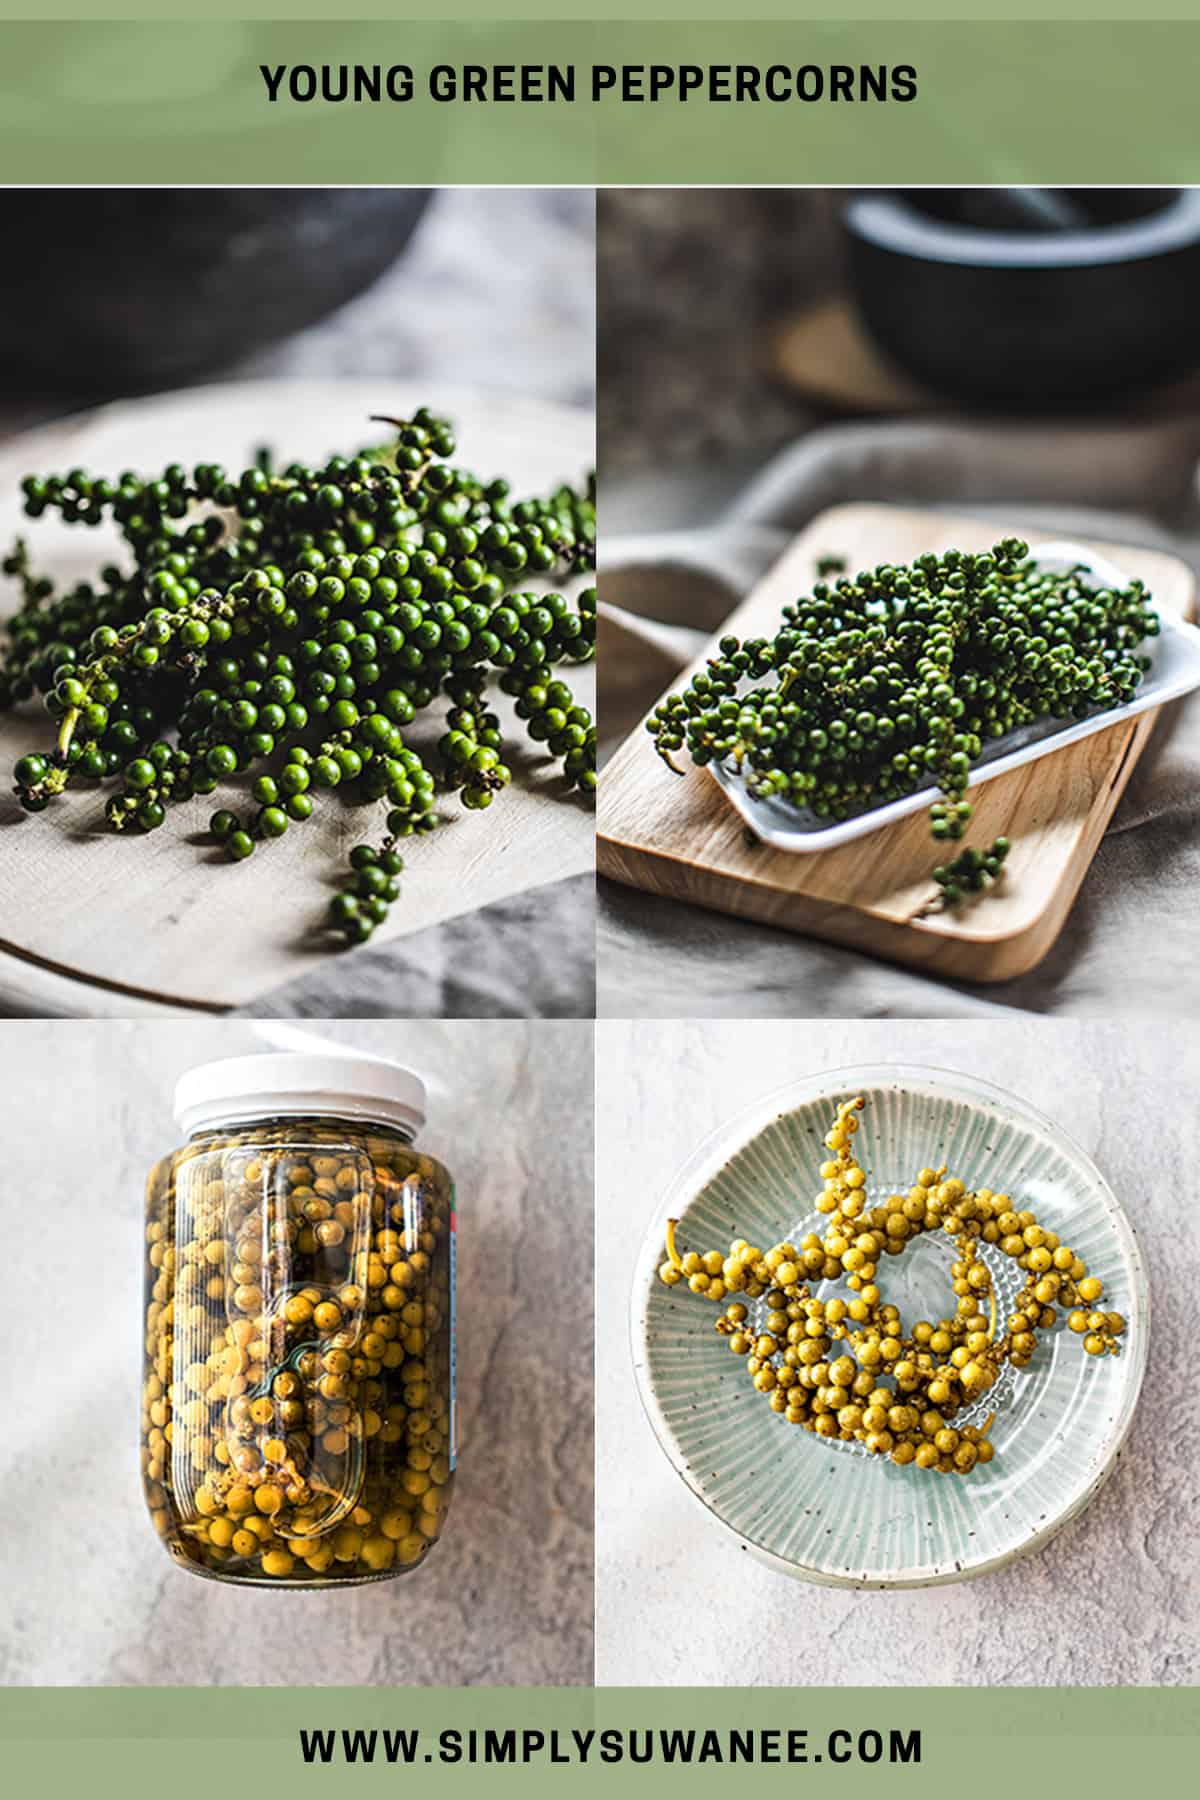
[632,1064,1149,1588]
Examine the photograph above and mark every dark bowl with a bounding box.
[0,189,433,394]
[844,189,1200,410]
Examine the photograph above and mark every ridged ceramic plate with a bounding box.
[631,1064,1149,1588]
[709,541,1200,853]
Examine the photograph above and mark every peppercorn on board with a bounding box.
[598,503,1195,984]
[0,381,595,1012]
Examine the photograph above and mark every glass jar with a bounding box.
[140,1052,455,1586]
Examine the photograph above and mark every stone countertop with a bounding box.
[0,1018,593,1686]
[595,1017,1199,1687]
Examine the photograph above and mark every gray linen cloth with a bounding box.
[238,874,595,1019]
[599,416,1200,1019]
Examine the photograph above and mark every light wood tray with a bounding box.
[598,502,1195,984]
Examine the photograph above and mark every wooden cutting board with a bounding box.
[598,502,1195,984]
[0,381,594,1013]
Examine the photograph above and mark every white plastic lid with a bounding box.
[173,1052,426,1138]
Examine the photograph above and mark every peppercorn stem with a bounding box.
[664,1217,683,1271]
[56,707,79,759]
[368,418,433,494]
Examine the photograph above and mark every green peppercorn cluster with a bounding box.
[2,410,595,946]
[647,538,1159,906]
[929,835,1010,909]
[659,1095,1126,1475]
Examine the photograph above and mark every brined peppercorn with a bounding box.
[648,539,1158,908]
[3,412,595,947]
[658,1095,1124,1475]
[141,1115,454,1583]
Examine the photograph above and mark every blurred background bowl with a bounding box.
[0,189,434,393]
[845,188,1200,411]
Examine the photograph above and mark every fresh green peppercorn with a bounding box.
[205,744,238,778]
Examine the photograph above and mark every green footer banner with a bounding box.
[3,20,1200,183]
[2,1689,1197,1796]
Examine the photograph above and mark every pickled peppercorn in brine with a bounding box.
[140,1055,454,1586]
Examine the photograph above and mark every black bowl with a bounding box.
[0,189,433,394]
[844,189,1200,410]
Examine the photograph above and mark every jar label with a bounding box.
[449,1203,457,1471]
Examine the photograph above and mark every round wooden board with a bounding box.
[0,380,595,1013]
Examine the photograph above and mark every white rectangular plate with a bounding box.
[710,540,1200,853]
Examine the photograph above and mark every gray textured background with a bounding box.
[0,1019,593,1685]
[0,190,595,437]
[595,1018,1198,1686]
[598,188,837,488]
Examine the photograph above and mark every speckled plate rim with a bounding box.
[629,1061,1150,1591]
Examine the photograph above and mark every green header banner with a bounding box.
[1,19,1199,183]
[0,2,1195,19]
[2,1687,1198,1798]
